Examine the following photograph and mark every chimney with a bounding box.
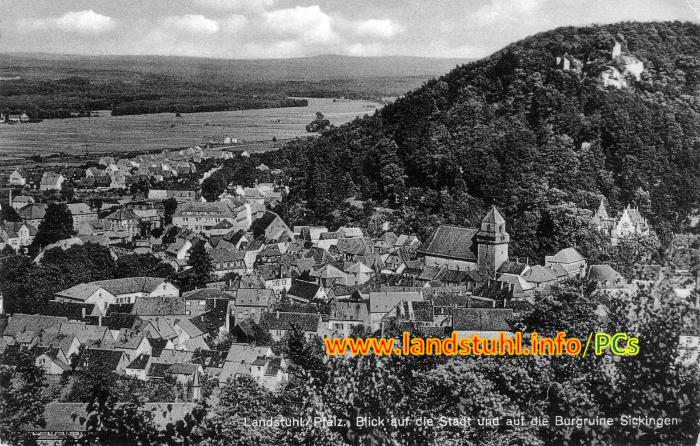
[81,307,86,319]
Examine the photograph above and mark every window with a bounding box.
[199,301,205,306]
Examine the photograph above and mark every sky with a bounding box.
[0,0,697,59]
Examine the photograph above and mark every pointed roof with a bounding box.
[482,206,506,225]
[549,247,585,264]
[594,200,609,219]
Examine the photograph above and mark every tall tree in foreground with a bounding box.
[0,351,46,446]
[188,240,213,289]
[31,203,74,254]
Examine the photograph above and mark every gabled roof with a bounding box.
[105,208,140,221]
[42,301,97,320]
[417,225,478,261]
[4,314,69,338]
[126,354,151,370]
[261,311,321,332]
[133,296,185,316]
[235,288,274,307]
[548,247,585,264]
[523,265,556,284]
[287,280,321,301]
[310,264,346,279]
[587,264,625,285]
[79,348,126,371]
[497,261,529,275]
[18,203,47,220]
[183,288,236,301]
[368,291,422,314]
[330,300,370,321]
[452,308,513,331]
[344,262,374,274]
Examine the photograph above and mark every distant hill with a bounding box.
[0,53,466,82]
[0,53,467,119]
[267,21,700,260]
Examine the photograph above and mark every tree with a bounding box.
[31,202,74,253]
[206,376,280,445]
[163,197,178,225]
[0,350,46,446]
[188,240,213,289]
[115,254,174,279]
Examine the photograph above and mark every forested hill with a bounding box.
[270,21,700,261]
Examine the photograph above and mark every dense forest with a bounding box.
[248,21,699,262]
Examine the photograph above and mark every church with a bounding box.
[591,200,650,245]
[417,206,510,279]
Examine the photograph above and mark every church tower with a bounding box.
[477,206,510,278]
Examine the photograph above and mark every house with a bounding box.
[125,353,152,380]
[48,321,115,345]
[209,248,247,278]
[218,343,280,388]
[165,363,203,385]
[249,211,293,242]
[452,308,514,339]
[172,200,252,234]
[522,265,557,291]
[0,221,37,252]
[310,264,347,287]
[36,349,72,375]
[228,288,275,328]
[417,206,509,278]
[67,203,98,229]
[587,264,627,290]
[544,247,587,278]
[261,311,321,341]
[9,169,27,186]
[183,288,235,317]
[78,348,130,373]
[103,208,141,240]
[2,314,69,344]
[344,262,375,286]
[327,300,370,336]
[18,202,47,228]
[11,194,34,210]
[111,330,152,361]
[368,291,423,333]
[55,277,179,313]
[592,201,650,245]
[40,172,65,191]
[383,300,436,334]
[394,234,421,250]
[287,279,326,303]
[132,295,186,316]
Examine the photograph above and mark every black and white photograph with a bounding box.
[0,1,698,445]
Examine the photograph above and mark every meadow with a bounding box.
[0,97,379,157]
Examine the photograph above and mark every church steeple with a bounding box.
[477,206,510,278]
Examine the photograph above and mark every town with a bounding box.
[0,138,697,443]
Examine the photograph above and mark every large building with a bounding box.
[592,201,650,245]
[172,200,252,234]
[417,206,509,278]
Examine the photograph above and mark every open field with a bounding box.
[0,97,379,157]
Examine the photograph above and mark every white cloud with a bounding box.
[18,10,115,34]
[162,14,220,35]
[195,0,274,13]
[262,5,338,44]
[220,14,248,33]
[473,0,547,23]
[353,19,404,39]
